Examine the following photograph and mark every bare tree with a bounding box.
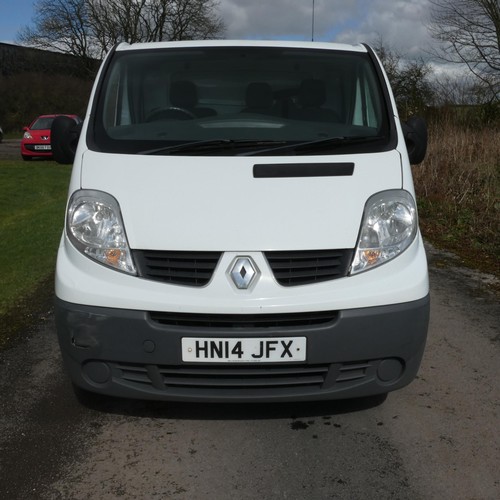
[428,0,500,101]
[18,0,225,73]
[87,0,224,47]
[168,0,224,40]
[373,38,435,117]
[17,0,99,74]
[432,73,492,106]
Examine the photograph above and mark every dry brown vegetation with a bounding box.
[413,117,500,278]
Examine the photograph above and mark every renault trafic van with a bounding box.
[52,40,429,402]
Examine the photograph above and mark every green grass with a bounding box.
[0,160,71,318]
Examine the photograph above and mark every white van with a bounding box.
[52,40,430,402]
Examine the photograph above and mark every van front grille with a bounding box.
[133,249,353,287]
[133,250,222,287]
[264,249,353,286]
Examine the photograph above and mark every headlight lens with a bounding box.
[350,190,417,274]
[66,190,136,274]
[23,132,33,139]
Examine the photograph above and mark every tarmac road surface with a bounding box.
[0,138,22,160]
[0,245,498,499]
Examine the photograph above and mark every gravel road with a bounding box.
[0,138,22,160]
[0,241,499,500]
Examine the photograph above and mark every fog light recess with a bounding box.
[377,358,404,383]
[83,361,111,384]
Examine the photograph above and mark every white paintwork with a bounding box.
[79,150,402,251]
[55,233,428,312]
[115,40,368,53]
[56,40,429,315]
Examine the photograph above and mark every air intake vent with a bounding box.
[265,249,353,286]
[116,362,330,392]
[133,250,222,287]
[149,310,338,328]
[101,359,389,398]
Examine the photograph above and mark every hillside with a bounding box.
[0,43,95,133]
[0,42,87,77]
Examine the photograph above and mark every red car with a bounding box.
[21,114,81,160]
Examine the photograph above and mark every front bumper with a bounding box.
[55,295,430,402]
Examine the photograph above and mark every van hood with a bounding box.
[80,151,402,251]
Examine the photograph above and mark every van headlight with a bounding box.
[66,190,136,274]
[350,190,417,274]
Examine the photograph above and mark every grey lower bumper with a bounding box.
[55,295,430,402]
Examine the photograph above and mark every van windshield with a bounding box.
[92,46,393,156]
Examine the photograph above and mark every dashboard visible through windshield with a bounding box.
[91,46,393,156]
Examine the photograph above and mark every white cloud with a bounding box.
[335,0,431,54]
[218,0,435,58]
[220,0,315,40]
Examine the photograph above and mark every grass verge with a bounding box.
[0,159,71,347]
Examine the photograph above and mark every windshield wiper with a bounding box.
[242,135,386,156]
[138,139,287,156]
[137,136,385,156]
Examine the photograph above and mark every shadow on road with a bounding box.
[73,386,388,421]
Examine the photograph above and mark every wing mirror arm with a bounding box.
[402,115,428,165]
[51,116,82,164]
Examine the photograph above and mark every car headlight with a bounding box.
[23,132,33,139]
[66,190,136,274]
[350,190,417,274]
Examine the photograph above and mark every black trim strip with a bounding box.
[253,163,354,178]
[149,310,338,328]
[86,43,120,152]
[363,43,398,146]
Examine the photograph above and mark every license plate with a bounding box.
[182,337,307,363]
[34,145,51,150]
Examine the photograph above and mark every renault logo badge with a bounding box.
[229,257,259,290]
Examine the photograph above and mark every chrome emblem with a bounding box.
[229,257,258,289]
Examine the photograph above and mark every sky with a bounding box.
[0,0,435,60]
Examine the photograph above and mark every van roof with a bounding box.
[115,40,368,53]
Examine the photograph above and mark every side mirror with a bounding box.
[51,116,82,164]
[402,116,427,165]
